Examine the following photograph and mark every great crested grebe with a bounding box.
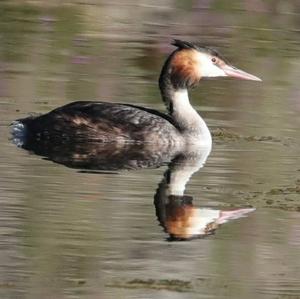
[12,40,261,147]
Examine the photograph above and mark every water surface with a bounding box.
[1,1,300,298]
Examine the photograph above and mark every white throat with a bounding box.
[171,89,212,146]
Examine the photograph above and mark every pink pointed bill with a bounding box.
[222,65,262,81]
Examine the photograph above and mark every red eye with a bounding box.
[211,57,217,63]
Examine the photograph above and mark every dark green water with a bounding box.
[1,1,300,298]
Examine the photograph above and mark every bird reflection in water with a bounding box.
[155,195,254,241]
[13,137,255,241]
[154,150,255,241]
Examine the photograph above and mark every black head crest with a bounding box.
[171,39,197,50]
[171,39,224,60]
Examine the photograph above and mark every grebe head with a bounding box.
[160,39,261,92]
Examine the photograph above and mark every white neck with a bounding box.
[171,89,212,146]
